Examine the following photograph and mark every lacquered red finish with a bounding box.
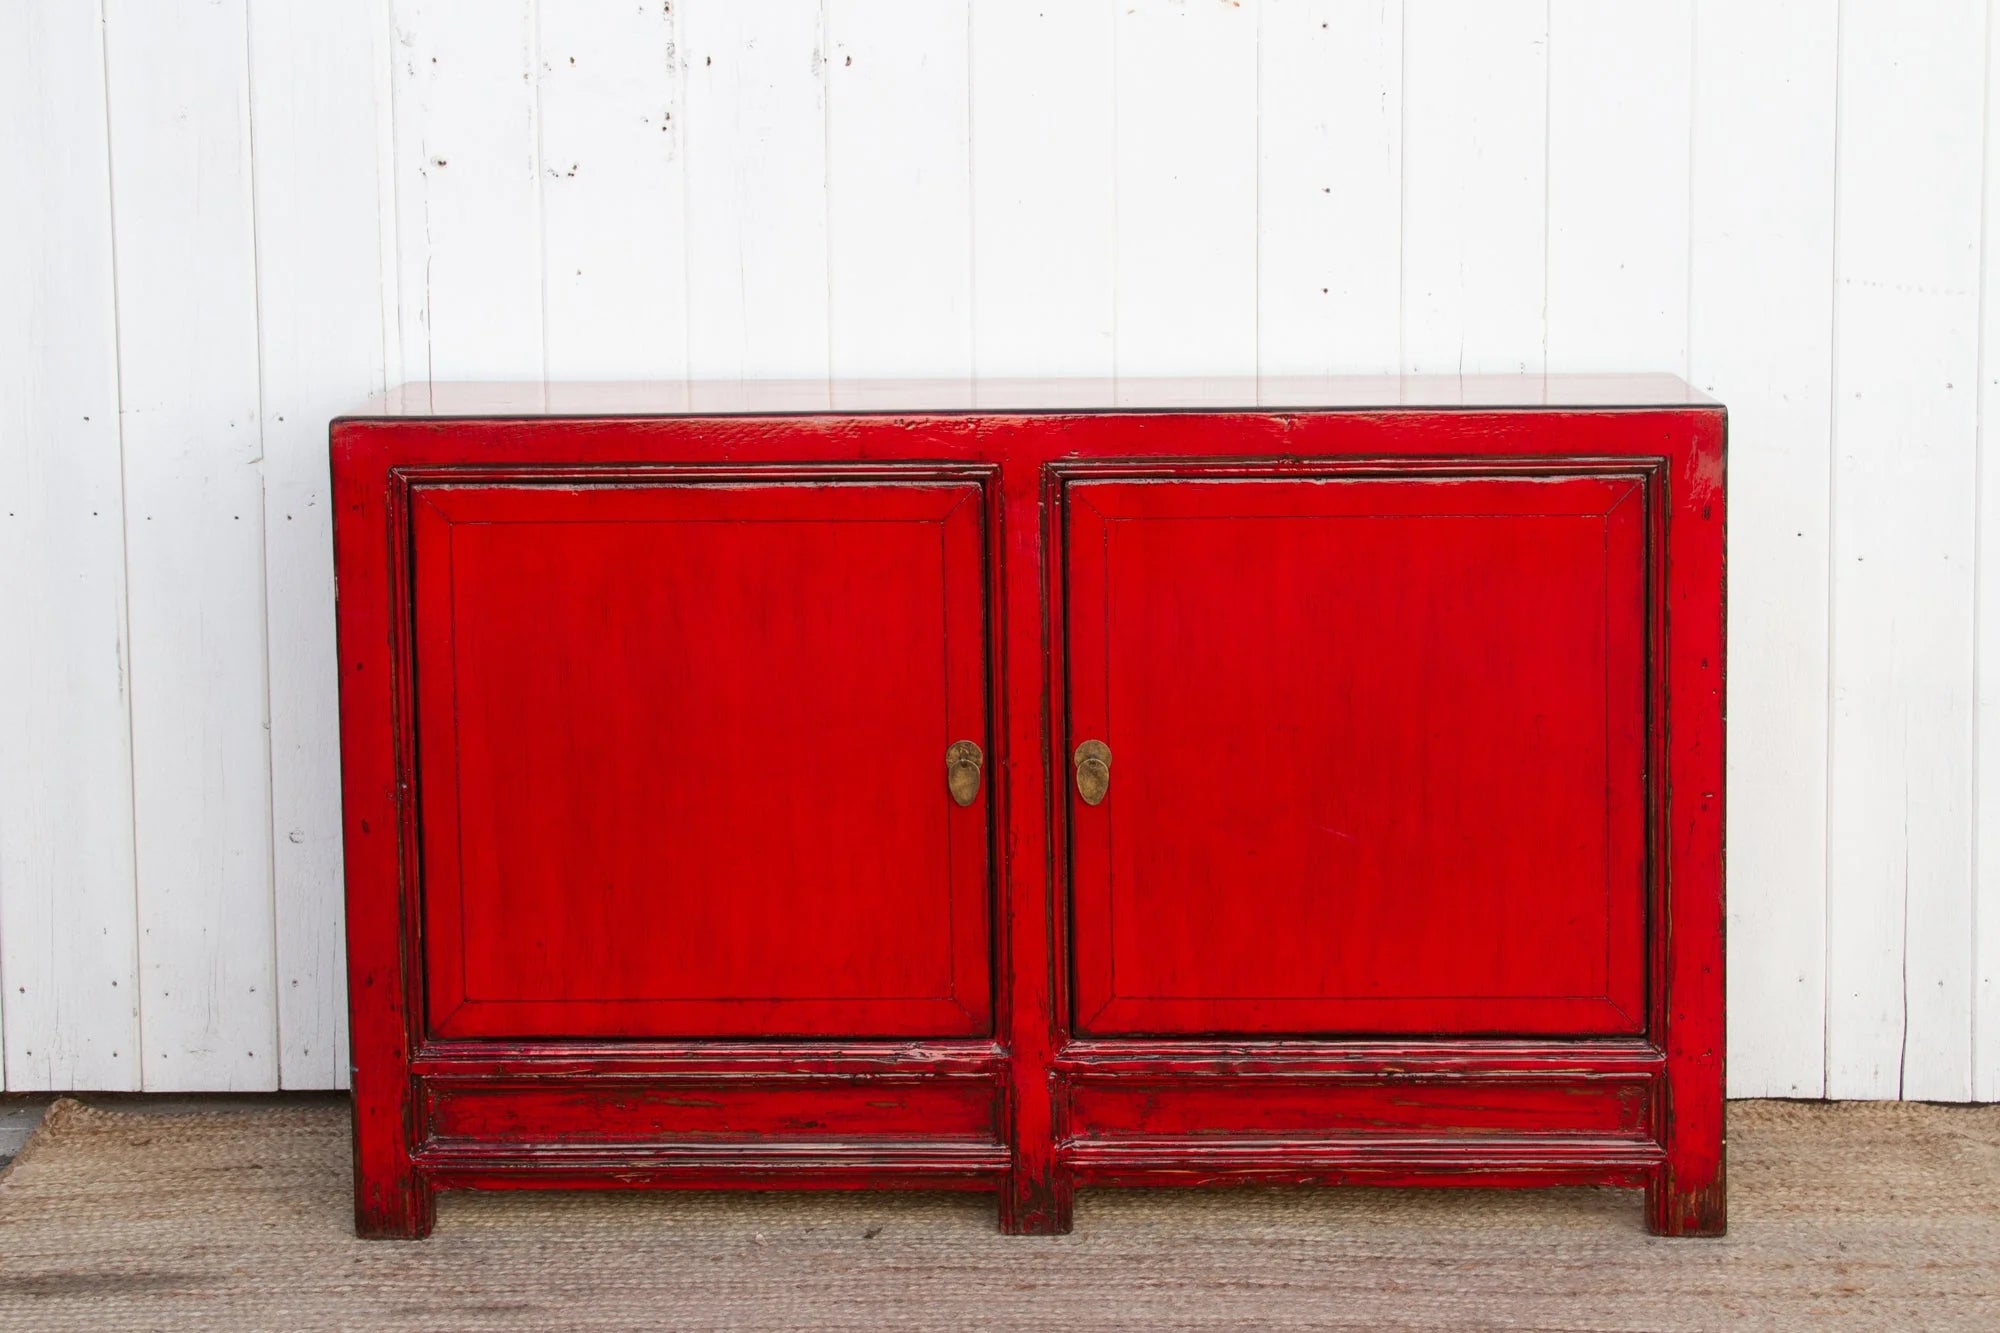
[331,377,1725,1241]
[426,1079,1002,1145]
[410,479,992,1040]
[1065,473,1647,1037]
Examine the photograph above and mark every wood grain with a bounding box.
[249,0,393,1092]
[0,0,141,1092]
[106,0,277,1091]
[1690,0,1838,1101]
[1826,0,1983,1102]
[13,0,1987,1109]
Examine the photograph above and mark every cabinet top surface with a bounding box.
[345,374,1717,421]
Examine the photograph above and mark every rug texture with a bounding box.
[0,1099,1995,1330]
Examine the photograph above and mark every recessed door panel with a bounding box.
[1064,474,1648,1037]
[413,478,992,1039]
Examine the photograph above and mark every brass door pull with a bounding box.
[946,740,984,806]
[1073,740,1112,806]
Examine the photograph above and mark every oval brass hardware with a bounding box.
[946,740,984,807]
[1073,739,1112,806]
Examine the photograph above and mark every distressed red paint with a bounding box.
[331,377,1725,1239]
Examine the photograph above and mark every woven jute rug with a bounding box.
[0,1099,1995,1330]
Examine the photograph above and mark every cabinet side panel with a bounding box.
[332,428,429,1235]
[1651,410,1727,1235]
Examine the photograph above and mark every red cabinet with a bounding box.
[333,379,1725,1240]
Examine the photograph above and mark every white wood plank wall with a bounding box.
[3,0,1996,1099]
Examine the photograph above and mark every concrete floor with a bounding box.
[0,1095,52,1166]
[3,1098,1995,1330]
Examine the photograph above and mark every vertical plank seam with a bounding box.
[1823,0,1847,1099]
[1249,0,1261,375]
[417,0,436,390]
[675,0,693,389]
[374,0,403,397]
[1970,0,1996,1101]
[820,0,835,383]
[1683,1,1699,386]
[1251,0,1262,378]
[412,1,436,389]
[965,0,978,383]
[1539,0,1552,377]
[240,0,285,1091]
[529,0,549,385]
[1395,0,1407,375]
[1109,0,1120,378]
[1900,782,1911,1098]
[99,0,146,1091]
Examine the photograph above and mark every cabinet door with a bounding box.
[412,479,991,1039]
[1064,474,1648,1037]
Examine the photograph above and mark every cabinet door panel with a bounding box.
[1065,474,1647,1037]
[413,479,991,1039]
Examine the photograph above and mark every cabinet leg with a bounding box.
[1645,1163,1725,1237]
[998,1170,1074,1236]
[355,1173,435,1240]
